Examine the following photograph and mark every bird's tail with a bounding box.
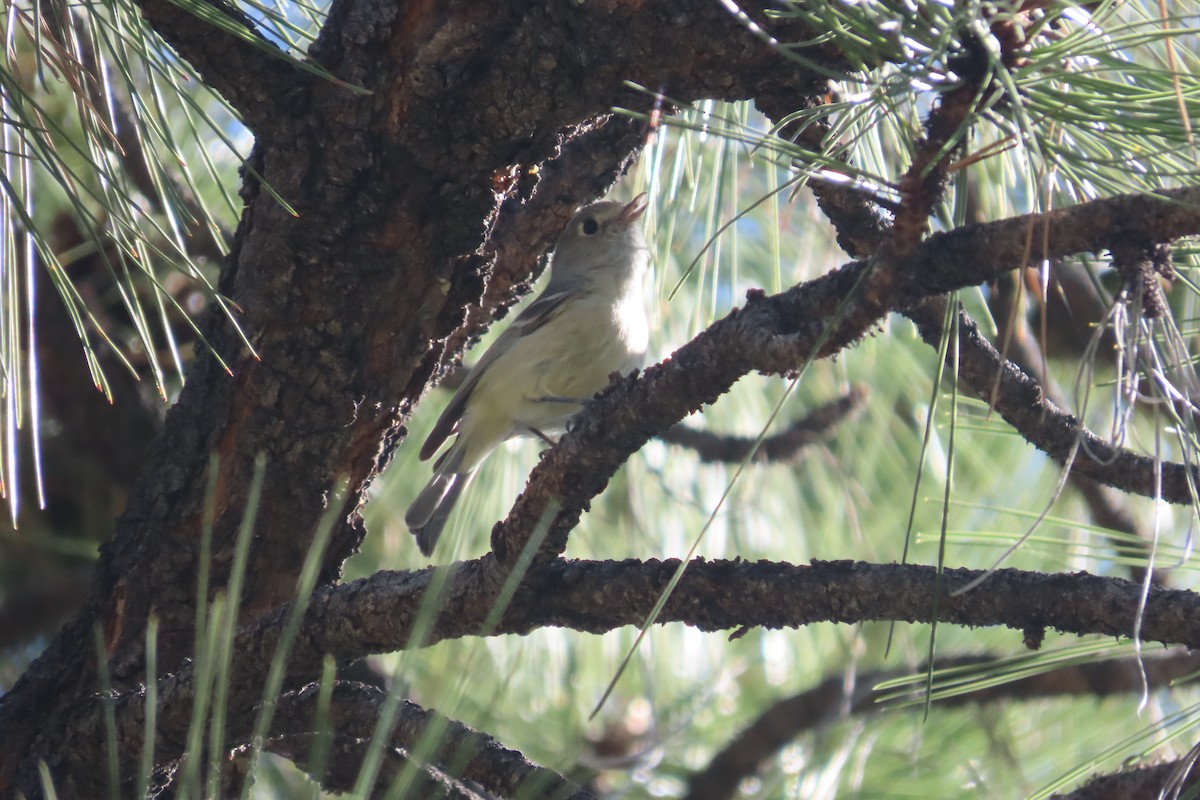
[406,445,472,555]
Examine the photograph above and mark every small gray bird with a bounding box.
[406,193,651,555]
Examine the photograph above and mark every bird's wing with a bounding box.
[509,289,575,334]
[419,368,478,461]
[418,289,576,462]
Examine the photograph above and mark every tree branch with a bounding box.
[985,270,1164,584]
[685,650,1200,800]
[47,559,1198,798]
[905,297,1200,504]
[319,559,1200,654]
[656,386,868,464]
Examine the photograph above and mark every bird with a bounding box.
[405,193,651,555]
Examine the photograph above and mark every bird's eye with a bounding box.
[580,218,600,235]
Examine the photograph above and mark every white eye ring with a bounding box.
[580,218,600,235]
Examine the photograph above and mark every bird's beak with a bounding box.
[617,193,649,224]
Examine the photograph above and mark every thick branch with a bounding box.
[897,186,1200,304]
[313,559,1200,654]
[54,559,1200,799]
